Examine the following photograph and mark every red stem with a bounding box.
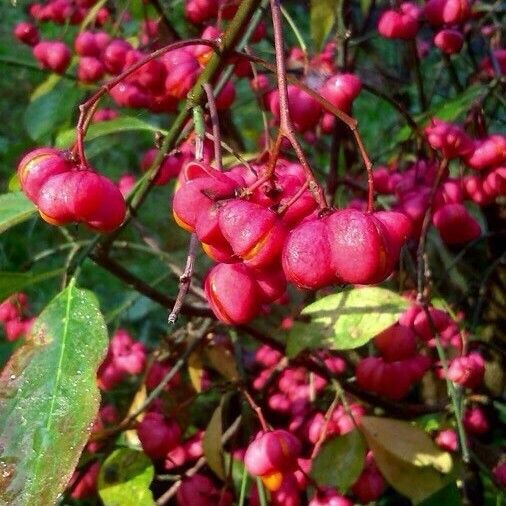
[243,390,269,431]
[262,0,328,210]
[234,50,375,211]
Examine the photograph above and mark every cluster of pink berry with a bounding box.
[0,293,33,342]
[240,427,386,504]
[357,298,489,399]
[378,0,465,55]
[13,2,265,115]
[372,123,505,246]
[17,147,126,232]
[13,0,108,75]
[377,0,506,72]
[171,158,411,324]
[97,329,146,389]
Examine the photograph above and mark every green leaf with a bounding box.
[0,270,64,301]
[310,0,337,50]
[98,448,155,506]
[310,429,366,492]
[30,73,62,102]
[0,280,108,506]
[56,117,167,148]
[23,82,84,141]
[0,192,37,234]
[203,393,233,480]
[286,287,408,357]
[7,174,21,192]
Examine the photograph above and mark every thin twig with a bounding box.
[203,83,223,171]
[168,234,199,325]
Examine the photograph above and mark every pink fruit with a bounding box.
[446,352,485,389]
[33,40,71,74]
[483,167,506,198]
[377,3,420,39]
[309,488,353,506]
[405,354,432,381]
[74,31,100,56]
[356,356,414,400]
[282,217,335,289]
[253,266,287,303]
[173,174,236,232]
[373,210,412,272]
[424,0,470,26]
[320,73,362,113]
[70,462,100,499]
[269,85,322,132]
[163,48,201,99]
[17,147,73,203]
[4,318,32,341]
[176,474,232,506]
[140,148,183,185]
[204,263,260,324]
[424,119,474,159]
[102,39,131,74]
[77,56,105,83]
[117,173,136,196]
[326,209,391,284]
[66,170,126,231]
[137,412,181,459]
[184,0,220,24]
[435,429,458,452]
[244,430,301,477]
[13,22,39,46]
[374,324,417,361]
[434,29,464,54]
[465,135,506,170]
[351,464,386,503]
[218,200,287,268]
[493,462,506,488]
[432,203,481,245]
[37,172,76,225]
[462,175,493,205]
[110,329,146,375]
[109,82,150,109]
[215,80,236,110]
[463,406,489,435]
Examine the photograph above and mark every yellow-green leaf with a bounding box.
[98,448,155,506]
[286,287,408,357]
[310,0,337,50]
[361,416,453,473]
[367,442,452,504]
[203,395,231,480]
[56,117,167,148]
[204,345,240,382]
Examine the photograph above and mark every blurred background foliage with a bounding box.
[0,0,504,366]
